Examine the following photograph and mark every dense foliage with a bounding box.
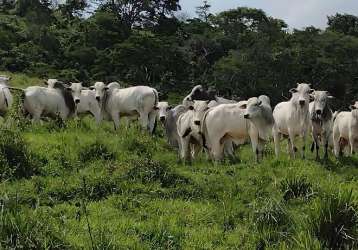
[0,0,358,107]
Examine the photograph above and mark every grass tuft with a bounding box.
[280,176,314,201]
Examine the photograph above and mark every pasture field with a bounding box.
[0,73,358,249]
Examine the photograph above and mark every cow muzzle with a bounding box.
[160,116,166,122]
[96,96,101,102]
[75,99,80,104]
[316,109,322,115]
[244,114,250,119]
[299,100,306,106]
[194,120,200,126]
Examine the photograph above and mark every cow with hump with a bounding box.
[9,79,76,122]
[332,101,358,157]
[309,90,334,160]
[273,83,313,158]
[201,100,260,162]
[0,75,13,117]
[91,82,158,134]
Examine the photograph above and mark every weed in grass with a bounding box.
[126,157,190,188]
[79,141,116,163]
[0,198,69,249]
[280,176,314,201]
[254,198,291,232]
[140,227,182,250]
[309,189,358,249]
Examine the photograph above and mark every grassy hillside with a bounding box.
[0,74,357,249]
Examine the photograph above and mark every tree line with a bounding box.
[0,0,358,107]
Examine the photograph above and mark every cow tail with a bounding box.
[152,89,159,109]
[200,110,210,150]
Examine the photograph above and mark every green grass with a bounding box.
[0,73,357,249]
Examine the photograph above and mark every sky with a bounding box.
[178,0,358,29]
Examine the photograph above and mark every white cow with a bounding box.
[177,101,209,162]
[0,76,13,116]
[243,95,275,161]
[9,83,76,121]
[68,82,102,124]
[201,101,257,161]
[273,83,313,158]
[157,101,171,123]
[309,91,334,160]
[163,104,188,150]
[332,102,358,157]
[92,82,158,133]
[208,96,237,108]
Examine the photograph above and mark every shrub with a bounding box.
[308,189,358,249]
[140,227,182,250]
[78,141,116,163]
[0,129,40,180]
[280,177,314,201]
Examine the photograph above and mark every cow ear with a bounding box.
[89,86,95,90]
[350,105,357,110]
[104,86,109,90]
[205,100,210,104]
[167,106,173,110]
[309,89,315,94]
[66,87,72,91]
[327,95,334,99]
[258,100,262,106]
[44,80,48,85]
[154,106,159,110]
[239,103,247,109]
[189,106,194,110]
[289,88,297,93]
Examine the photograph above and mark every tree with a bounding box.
[195,0,211,23]
[328,13,358,37]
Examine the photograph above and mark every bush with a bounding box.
[0,129,40,180]
[309,190,358,249]
[78,141,116,163]
[280,177,314,201]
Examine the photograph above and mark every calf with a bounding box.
[309,91,334,160]
[177,101,209,163]
[243,95,275,161]
[332,102,358,157]
[68,82,102,124]
[273,83,313,158]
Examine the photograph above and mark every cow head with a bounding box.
[189,100,210,126]
[90,82,108,103]
[157,101,172,123]
[45,79,64,88]
[244,95,272,121]
[107,82,121,91]
[350,101,358,111]
[0,75,11,85]
[67,82,84,105]
[290,83,314,108]
[311,91,334,117]
[183,85,216,106]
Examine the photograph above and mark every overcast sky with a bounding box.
[178,0,358,29]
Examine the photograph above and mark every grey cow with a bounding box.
[309,91,334,160]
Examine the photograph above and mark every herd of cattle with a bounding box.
[0,75,357,163]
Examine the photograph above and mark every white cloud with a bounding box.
[179,0,358,29]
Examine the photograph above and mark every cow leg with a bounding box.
[313,132,320,161]
[211,140,224,162]
[139,112,150,133]
[287,129,296,159]
[301,129,307,159]
[111,111,120,130]
[349,133,355,155]
[273,126,281,157]
[333,130,340,158]
[92,109,101,125]
[179,137,191,164]
[148,110,157,135]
